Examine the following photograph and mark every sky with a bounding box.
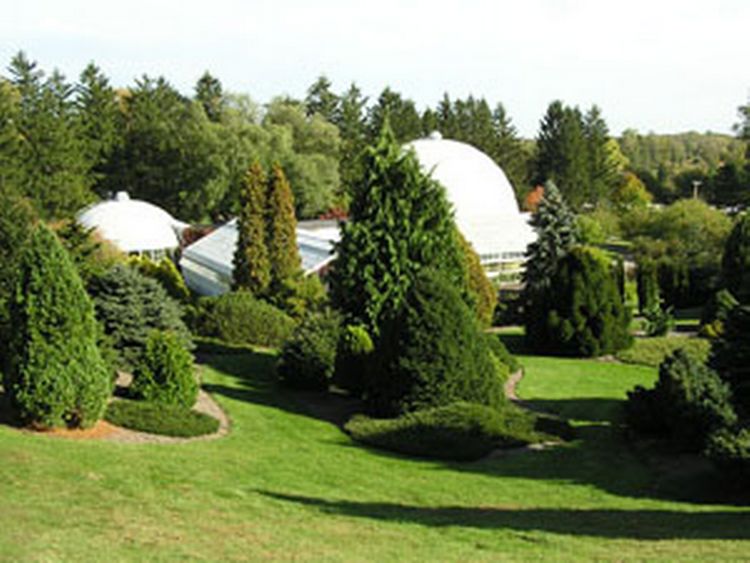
[2,0,748,138]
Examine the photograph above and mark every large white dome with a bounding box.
[408,135,534,262]
[77,192,187,253]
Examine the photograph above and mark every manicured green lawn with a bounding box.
[1,349,749,561]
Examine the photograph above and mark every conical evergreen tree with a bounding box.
[266,163,302,297]
[4,225,111,428]
[522,181,580,344]
[330,121,467,337]
[233,162,271,294]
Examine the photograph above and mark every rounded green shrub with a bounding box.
[532,246,632,357]
[625,350,737,451]
[131,330,198,408]
[370,269,504,416]
[89,264,193,370]
[636,259,659,314]
[197,290,296,348]
[4,225,112,429]
[277,310,341,390]
[333,324,374,397]
[483,333,520,376]
[345,401,550,461]
[709,304,750,417]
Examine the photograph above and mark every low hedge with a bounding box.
[615,336,710,367]
[345,401,567,461]
[105,400,219,437]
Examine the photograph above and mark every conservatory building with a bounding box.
[407,132,535,278]
[77,191,188,259]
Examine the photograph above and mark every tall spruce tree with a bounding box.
[266,163,302,297]
[233,162,271,294]
[9,52,94,218]
[76,63,122,195]
[491,102,529,197]
[367,87,423,144]
[305,75,338,122]
[194,71,225,122]
[333,83,368,202]
[522,181,580,343]
[4,225,111,428]
[330,121,467,337]
[583,105,619,205]
[534,101,589,209]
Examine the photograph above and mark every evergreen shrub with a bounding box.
[197,290,296,348]
[277,310,340,390]
[89,264,192,370]
[333,324,374,397]
[369,270,504,416]
[625,350,736,451]
[129,255,190,302]
[4,225,111,428]
[483,333,520,376]
[131,330,198,408]
[533,246,632,357]
[636,259,659,314]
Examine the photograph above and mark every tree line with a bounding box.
[1,51,749,227]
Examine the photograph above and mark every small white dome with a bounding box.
[77,193,186,253]
[407,137,535,259]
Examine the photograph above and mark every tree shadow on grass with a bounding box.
[259,490,750,540]
[198,346,363,428]
[197,345,748,507]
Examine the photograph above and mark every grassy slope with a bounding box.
[1,350,749,561]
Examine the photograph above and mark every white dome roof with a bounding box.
[407,136,535,258]
[77,192,186,253]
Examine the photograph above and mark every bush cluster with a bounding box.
[130,330,198,409]
[196,290,296,348]
[625,350,736,451]
[89,264,192,370]
[277,310,340,390]
[615,337,710,368]
[700,289,738,338]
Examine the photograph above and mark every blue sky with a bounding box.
[2,0,748,137]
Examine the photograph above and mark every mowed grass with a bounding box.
[1,348,750,561]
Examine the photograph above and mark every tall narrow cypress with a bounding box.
[233,162,271,295]
[266,163,302,296]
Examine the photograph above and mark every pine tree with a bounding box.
[233,162,271,294]
[305,75,338,122]
[9,52,94,218]
[266,163,302,297]
[491,102,529,198]
[194,71,224,122]
[330,121,467,337]
[367,87,423,144]
[76,63,121,195]
[333,83,368,202]
[0,79,22,193]
[4,225,111,428]
[522,181,580,343]
[533,101,589,209]
[583,105,619,205]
